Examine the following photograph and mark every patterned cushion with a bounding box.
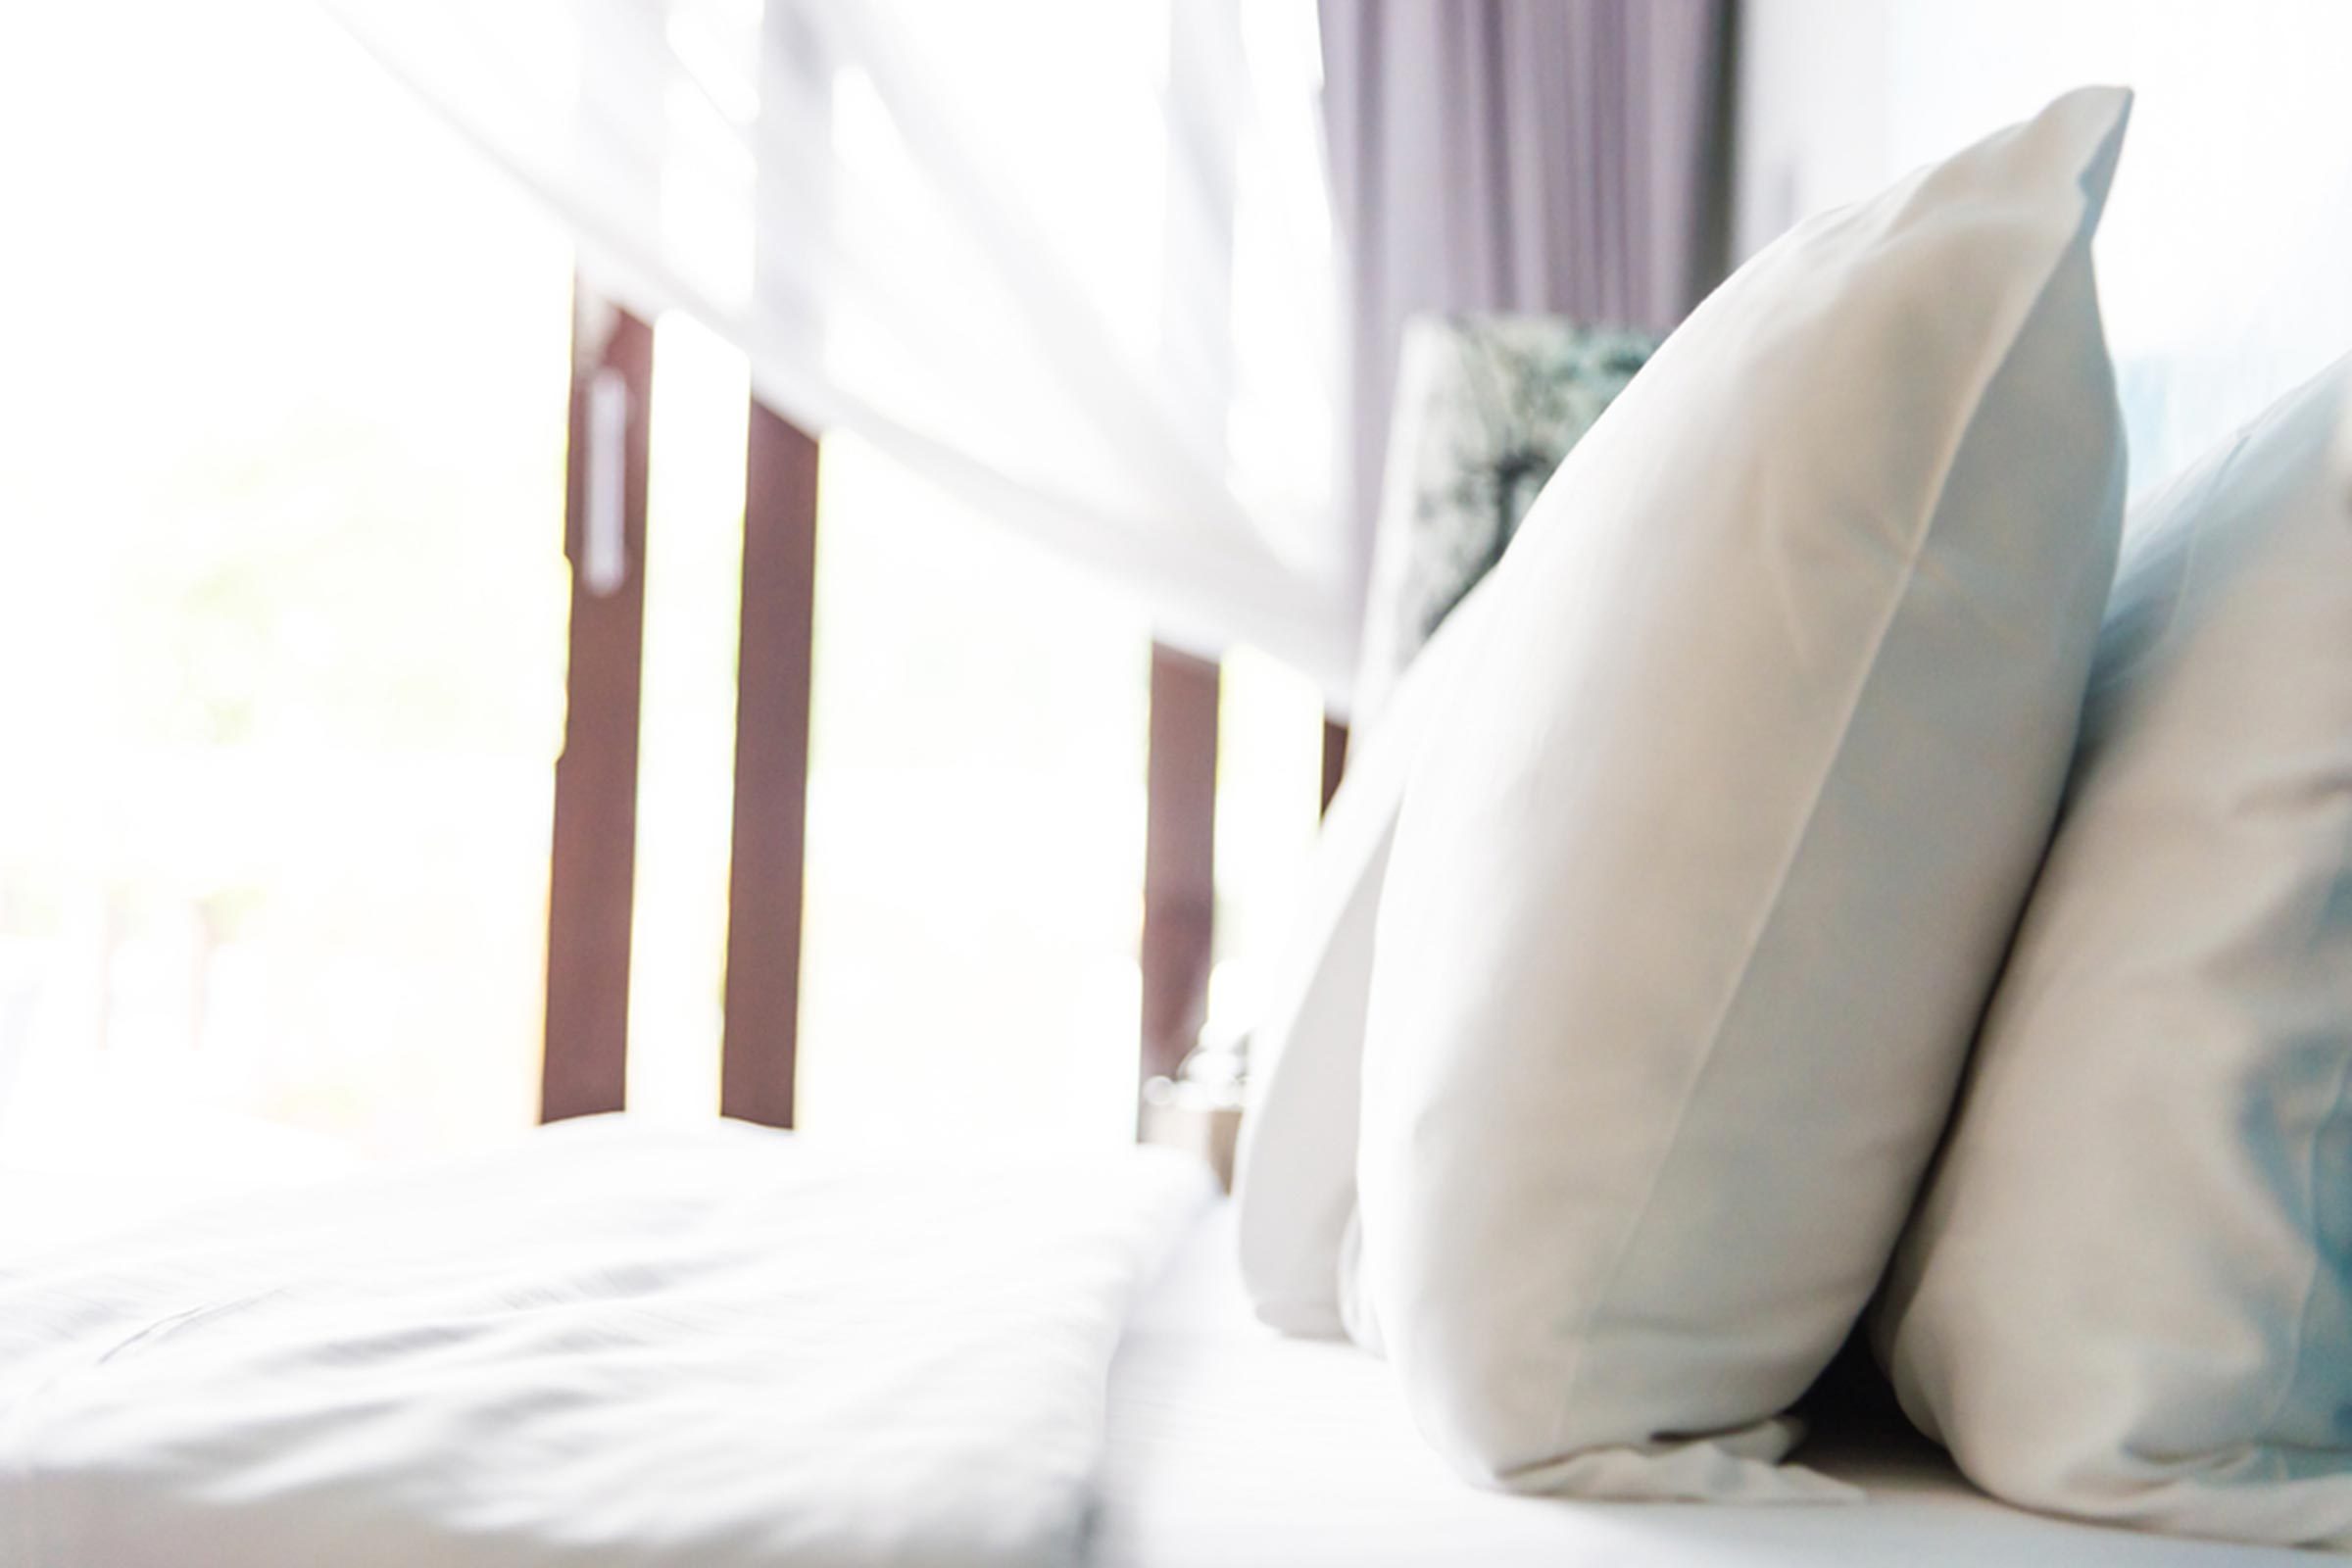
[1354,315,1654,722]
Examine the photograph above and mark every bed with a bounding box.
[0,1117,2312,1568]
[1101,1202,2304,1568]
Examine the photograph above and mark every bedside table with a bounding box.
[1139,1075,1244,1192]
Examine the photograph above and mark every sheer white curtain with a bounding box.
[322,0,1352,691]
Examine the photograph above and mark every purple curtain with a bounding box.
[1319,0,1734,633]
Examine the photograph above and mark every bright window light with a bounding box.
[625,312,751,1124]
[0,0,571,1233]
[1210,647,1327,1040]
[798,436,1152,1154]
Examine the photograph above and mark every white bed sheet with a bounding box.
[1097,1205,2314,1568]
[1,1118,1212,1568]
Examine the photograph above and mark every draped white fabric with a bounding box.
[321,0,1352,691]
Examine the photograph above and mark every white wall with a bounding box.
[1735,0,2352,497]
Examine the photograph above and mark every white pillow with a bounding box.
[1234,582,1497,1337]
[1874,359,2352,1547]
[1349,86,2132,1502]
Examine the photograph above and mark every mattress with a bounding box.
[1097,1203,2308,1568]
[0,1132,2322,1568]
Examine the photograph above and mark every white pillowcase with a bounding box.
[1875,358,2352,1547]
[1234,583,1497,1338]
[1348,86,2132,1501]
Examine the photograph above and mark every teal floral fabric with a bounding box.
[1390,316,1657,650]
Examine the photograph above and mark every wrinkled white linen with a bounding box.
[0,1116,1214,1568]
[1103,1206,2316,1568]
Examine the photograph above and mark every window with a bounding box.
[1211,647,1328,1041]
[0,0,571,1223]
[623,314,752,1125]
[1,0,1334,1214]
[796,440,1153,1153]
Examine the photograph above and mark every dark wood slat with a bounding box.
[541,290,654,1124]
[1140,643,1220,1086]
[1320,716,1349,816]
[719,403,820,1129]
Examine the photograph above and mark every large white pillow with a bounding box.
[1874,359,2352,1547]
[1234,581,1497,1337]
[1349,87,2132,1501]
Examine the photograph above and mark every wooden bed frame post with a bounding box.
[719,405,820,1129]
[1320,716,1348,816]
[1140,644,1221,1089]
[542,285,655,1123]
[715,0,830,1130]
